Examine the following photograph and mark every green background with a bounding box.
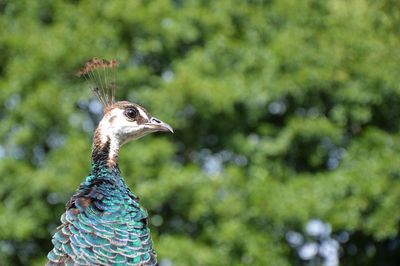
[1,0,400,265]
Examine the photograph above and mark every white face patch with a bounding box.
[137,107,150,120]
[92,101,171,167]
[97,107,151,148]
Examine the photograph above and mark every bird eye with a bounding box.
[124,108,138,120]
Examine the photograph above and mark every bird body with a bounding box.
[47,162,156,265]
[47,59,172,265]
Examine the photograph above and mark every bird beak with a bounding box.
[146,117,174,133]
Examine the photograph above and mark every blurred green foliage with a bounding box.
[1,0,400,265]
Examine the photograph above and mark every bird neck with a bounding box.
[91,125,121,172]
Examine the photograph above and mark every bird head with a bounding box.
[99,101,173,146]
[78,58,173,166]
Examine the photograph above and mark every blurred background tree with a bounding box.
[1,0,400,265]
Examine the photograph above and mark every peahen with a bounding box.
[47,58,173,265]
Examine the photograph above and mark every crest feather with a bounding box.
[78,58,119,107]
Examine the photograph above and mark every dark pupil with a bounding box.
[125,108,138,119]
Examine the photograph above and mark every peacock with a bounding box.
[47,58,173,265]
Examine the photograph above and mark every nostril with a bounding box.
[152,118,161,123]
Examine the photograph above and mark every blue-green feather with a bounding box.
[47,163,157,265]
